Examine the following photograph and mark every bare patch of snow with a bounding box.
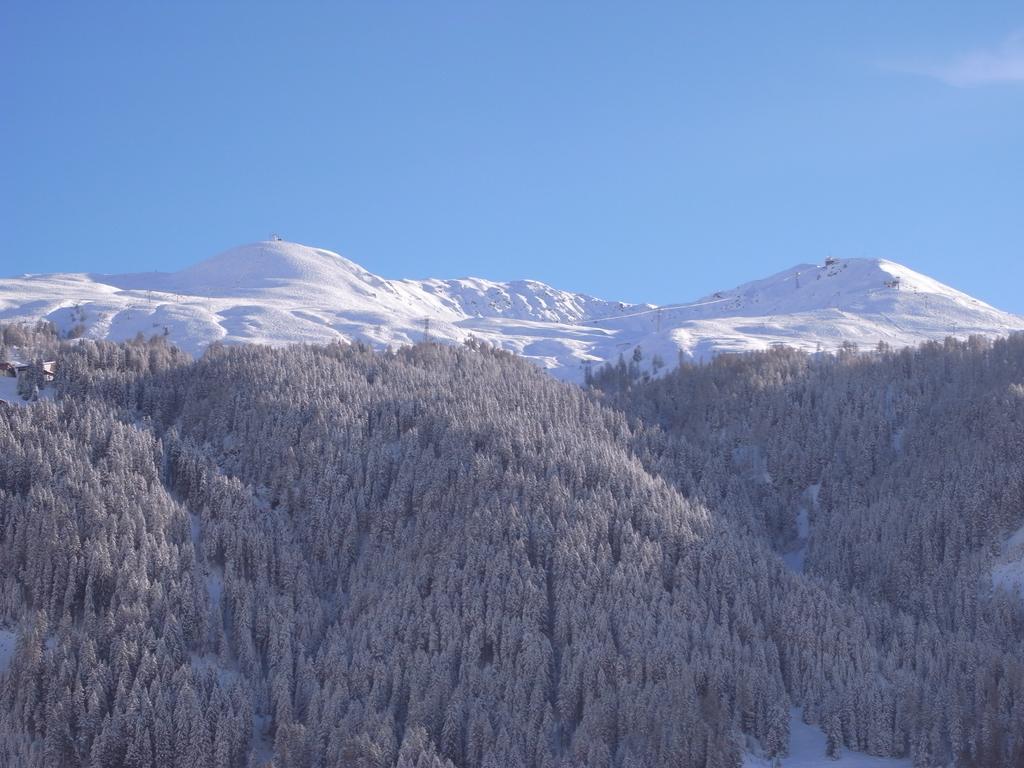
[0,378,18,404]
[891,427,905,454]
[190,513,225,615]
[0,377,54,406]
[993,520,1024,598]
[806,483,821,508]
[0,629,17,673]
[206,566,224,612]
[251,713,274,767]
[783,485,819,573]
[744,709,911,768]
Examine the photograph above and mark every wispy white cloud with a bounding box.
[914,31,1024,87]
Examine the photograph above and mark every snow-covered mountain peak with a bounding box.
[685,257,989,319]
[167,240,379,296]
[1,244,1021,380]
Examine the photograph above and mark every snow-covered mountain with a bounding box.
[2,240,1022,380]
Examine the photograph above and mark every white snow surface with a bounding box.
[0,378,20,404]
[744,710,911,768]
[0,629,16,674]
[0,377,54,407]
[993,521,1024,598]
[3,241,1022,381]
[783,485,818,574]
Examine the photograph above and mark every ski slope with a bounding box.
[2,241,1022,380]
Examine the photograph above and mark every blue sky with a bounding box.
[3,2,1023,311]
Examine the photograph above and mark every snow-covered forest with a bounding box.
[1,325,1023,767]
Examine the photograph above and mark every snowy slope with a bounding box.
[1,241,1022,381]
[993,521,1024,598]
[590,258,1024,367]
[0,376,55,406]
[744,710,911,768]
[0,629,16,674]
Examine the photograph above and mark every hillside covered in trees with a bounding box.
[1,327,1023,767]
